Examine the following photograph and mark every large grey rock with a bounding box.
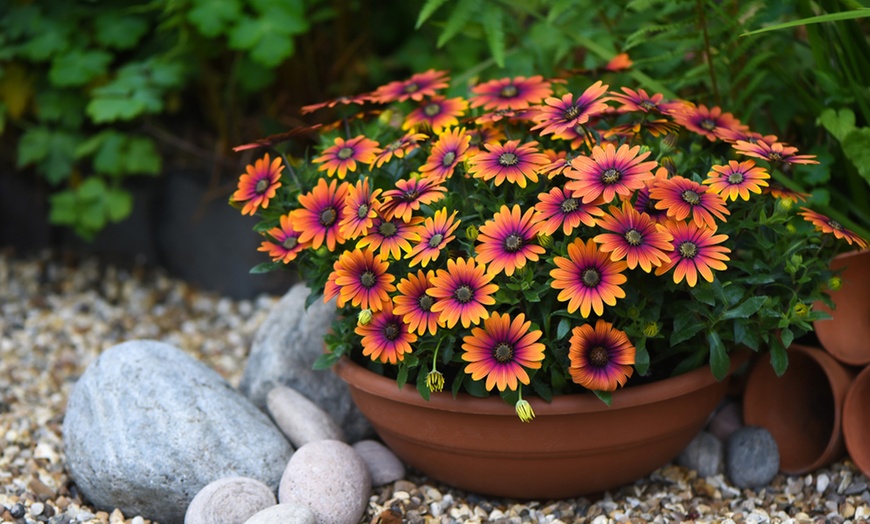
[725,426,780,489]
[278,440,371,524]
[239,284,373,442]
[63,340,294,524]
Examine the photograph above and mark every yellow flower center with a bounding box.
[428,233,444,248]
[582,268,601,287]
[560,198,579,214]
[727,172,745,184]
[499,85,518,98]
[357,203,369,218]
[589,346,609,367]
[504,233,523,252]
[681,190,701,205]
[455,285,473,303]
[441,151,456,167]
[679,241,698,258]
[700,118,716,131]
[255,179,269,193]
[769,152,783,162]
[319,208,337,226]
[379,221,398,237]
[601,168,620,184]
[418,294,434,311]
[403,82,419,94]
[624,229,643,246]
[498,152,519,167]
[282,237,298,250]
[639,100,656,111]
[564,105,580,120]
[337,147,354,160]
[384,323,400,340]
[360,271,376,288]
[494,343,513,363]
[423,103,441,117]
[828,219,843,231]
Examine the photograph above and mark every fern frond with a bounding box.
[436,0,479,48]
[416,0,453,29]
[481,7,506,68]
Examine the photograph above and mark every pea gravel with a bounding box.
[1,249,868,524]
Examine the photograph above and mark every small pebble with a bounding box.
[30,503,44,517]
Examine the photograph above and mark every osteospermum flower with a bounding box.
[380,177,447,222]
[331,248,396,311]
[370,69,450,103]
[564,143,658,204]
[470,76,552,111]
[733,140,819,165]
[538,149,574,178]
[633,167,671,222]
[550,238,627,318]
[289,177,349,251]
[373,132,428,168]
[703,160,770,201]
[339,177,382,239]
[232,153,283,215]
[313,135,381,179]
[466,126,506,156]
[393,270,443,335]
[673,104,744,142]
[656,221,731,286]
[467,140,549,188]
[357,215,423,260]
[408,208,460,267]
[355,301,417,364]
[461,312,545,392]
[258,214,310,264]
[428,257,499,329]
[301,93,372,114]
[593,202,674,272]
[798,208,869,248]
[650,176,730,229]
[568,320,635,391]
[534,187,604,236]
[714,128,779,145]
[403,96,468,133]
[608,87,669,114]
[475,205,545,276]
[531,81,610,136]
[419,127,471,181]
[763,185,811,204]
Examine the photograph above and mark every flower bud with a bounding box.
[466,225,479,241]
[426,370,444,393]
[828,276,842,291]
[785,254,803,275]
[793,302,810,318]
[627,307,640,320]
[660,133,679,151]
[357,309,373,326]
[515,399,535,423]
[643,322,659,337]
[536,233,553,248]
[776,197,794,212]
[659,156,677,176]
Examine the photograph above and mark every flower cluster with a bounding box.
[232,68,866,421]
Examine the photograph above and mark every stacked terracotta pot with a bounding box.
[743,250,870,476]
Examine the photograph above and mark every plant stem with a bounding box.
[697,0,721,105]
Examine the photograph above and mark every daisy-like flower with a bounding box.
[475,205,546,276]
[289,177,349,251]
[461,312,545,392]
[534,187,605,235]
[538,149,574,178]
[300,93,371,114]
[466,126,506,156]
[232,153,283,215]
[427,257,499,329]
[419,127,471,181]
[607,87,667,114]
[568,320,635,391]
[331,248,396,311]
[470,75,552,111]
[764,185,811,204]
[313,135,381,179]
[403,96,468,133]
[357,215,423,260]
[370,69,450,104]
[593,202,674,272]
[339,177,382,239]
[467,139,549,188]
[650,176,730,229]
[372,132,428,168]
[408,208,460,267]
[564,143,658,204]
[380,177,448,222]
[733,140,819,165]
[714,128,778,145]
[633,167,671,222]
[393,270,443,335]
[673,104,744,142]
[550,238,628,318]
[798,208,869,249]
[257,214,310,264]
[655,220,731,287]
[605,52,633,72]
[703,160,770,201]
[355,301,417,364]
[530,81,610,136]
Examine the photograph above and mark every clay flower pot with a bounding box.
[743,344,854,474]
[844,365,870,478]
[813,250,870,366]
[334,353,746,499]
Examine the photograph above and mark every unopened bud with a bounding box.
[793,302,810,318]
[515,399,535,423]
[466,225,479,241]
[426,370,445,393]
[643,322,659,337]
[358,309,373,326]
[536,233,553,248]
[829,276,843,291]
[659,156,677,176]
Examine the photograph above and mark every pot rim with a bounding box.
[333,348,750,416]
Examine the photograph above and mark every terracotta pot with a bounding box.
[333,353,746,499]
[813,250,870,366]
[843,365,870,478]
[743,344,854,474]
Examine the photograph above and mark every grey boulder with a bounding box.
[63,340,294,524]
[238,283,373,442]
[725,425,780,489]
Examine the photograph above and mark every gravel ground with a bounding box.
[1,249,869,524]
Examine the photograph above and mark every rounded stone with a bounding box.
[63,340,294,524]
[676,430,723,477]
[243,504,316,524]
[279,440,371,524]
[267,386,346,448]
[725,425,780,488]
[184,477,276,524]
[352,440,405,486]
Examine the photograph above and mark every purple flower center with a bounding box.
[403,82,420,94]
[357,203,370,218]
[564,105,581,120]
[418,294,434,311]
[769,152,783,162]
[282,237,298,250]
[384,322,400,340]
[700,118,716,131]
[560,197,579,214]
[337,147,354,160]
[828,219,843,231]
[379,221,398,238]
[589,346,609,367]
[428,233,444,248]
[639,100,656,111]
[494,343,514,363]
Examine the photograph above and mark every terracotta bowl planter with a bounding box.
[743,344,854,474]
[334,353,746,499]
[844,365,870,478]
[813,250,870,366]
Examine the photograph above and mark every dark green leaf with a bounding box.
[779,327,794,349]
[722,296,768,320]
[77,177,106,200]
[48,190,77,225]
[49,49,112,87]
[556,318,571,340]
[94,12,149,49]
[436,0,477,48]
[707,330,730,381]
[769,334,789,376]
[593,390,612,406]
[249,261,281,274]
[396,364,409,389]
[312,351,339,370]
[670,315,706,346]
[634,338,650,376]
[188,0,242,37]
[416,0,451,28]
[481,7,505,68]
[105,188,133,222]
